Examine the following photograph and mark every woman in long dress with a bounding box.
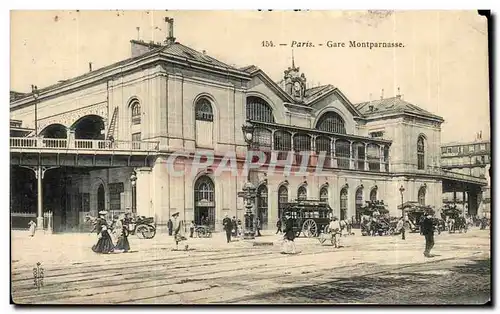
[28,220,36,237]
[172,212,188,250]
[114,215,130,252]
[92,212,115,254]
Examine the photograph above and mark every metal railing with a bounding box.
[10,137,160,152]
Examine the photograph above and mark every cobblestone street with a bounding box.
[11,228,490,304]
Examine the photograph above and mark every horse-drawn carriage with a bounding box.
[280,199,332,238]
[398,202,442,234]
[442,206,467,234]
[85,213,157,239]
[195,225,213,238]
[360,201,397,236]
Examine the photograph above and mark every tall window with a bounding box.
[195,98,214,122]
[355,187,363,223]
[274,130,292,160]
[418,186,426,206]
[257,184,269,228]
[132,132,141,150]
[293,133,311,165]
[335,140,351,169]
[246,96,275,123]
[367,143,381,171]
[195,176,215,203]
[278,185,289,218]
[297,186,307,200]
[131,101,141,125]
[316,112,346,134]
[320,186,329,203]
[195,98,214,148]
[340,188,348,220]
[370,188,377,201]
[353,142,365,170]
[417,136,425,170]
[316,136,332,168]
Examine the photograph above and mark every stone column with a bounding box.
[364,143,369,171]
[135,167,152,217]
[36,166,44,230]
[349,141,354,170]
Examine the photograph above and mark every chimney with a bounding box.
[89,62,92,72]
[396,86,401,98]
[164,17,176,45]
[380,89,384,100]
[202,50,207,55]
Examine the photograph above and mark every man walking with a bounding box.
[222,214,233,243]
[276,218,282,234]
[421,210,435,257]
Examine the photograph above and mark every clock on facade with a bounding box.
[293,81,301,92]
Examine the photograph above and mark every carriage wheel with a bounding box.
[136,225,149,239]
[302,219,318,238]
[323,225,330,234]
[197,228,206,238]
[144,226,156,239]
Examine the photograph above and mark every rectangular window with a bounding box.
[441,147,447,154]
[369,131,384,138]
[132,132,141,150]
[469,145,475,152]
[447,147,452,153]
[480,144,486,151]
[108,183,124,211]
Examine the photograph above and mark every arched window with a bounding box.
[418,186,426,206]
[131,101,141,125]
[340,188,348,220]
[194,176,215,227]
[253,128,272,149]
[293,133,311,165]
[194,176,215,203]
[195,98,214,122]
[195,98,214,148]
[246,96,275,123]
[417,136,425,170]
[370,187,377,201]
[316,112,346,134]
[316,136,332,168]
[278,185,289,218]
[320,186,329,203]
[298,186,307,200]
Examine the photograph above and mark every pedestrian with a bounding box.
[421,210,435,257]
[114,214,131,253]
[329,217,341,248]
[167,218,173,236]
[276,218,282,234]
[281,212,297,254]
[92,210,115,254]
[223,214,233,243]
[189,221,195,238]
[231,216,238,237]
[256,217,262,236]
[28,220,36,237]
[397,216,406,240]
[237,219,242,238]
[172,212,188,250]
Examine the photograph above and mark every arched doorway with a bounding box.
[418,186,426,206]
[278,185,288,219]
[256,184,268,229]
[72,115,105,140]
[297,185,307,200]
[340,188,348,220]
[194,176,215,227]
[97,184,105,211]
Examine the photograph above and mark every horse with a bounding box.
[339,218,354,236]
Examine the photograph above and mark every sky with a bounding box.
[10,10,490,143]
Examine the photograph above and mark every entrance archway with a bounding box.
[194,176,215,227]
[278,185,288,219]
[97,184,105,211]
[340,188,348,220]
[71,115,105,140]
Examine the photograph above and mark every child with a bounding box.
[28,220,36,237]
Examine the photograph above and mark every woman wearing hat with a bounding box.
[172,212,188,250]
[114,214,131,253]
[92,211,115,254]
[281,212,297,254]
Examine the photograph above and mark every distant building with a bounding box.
[441,132,491,217]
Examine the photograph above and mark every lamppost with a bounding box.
[31,85,39,136]
[130,171,137,214]
[399,185,405,216]
[241,121,256,239]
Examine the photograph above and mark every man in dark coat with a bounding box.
[167,218,173,236]
[282,212,296,254]
[222,214,233,243]
[421,211,435,257]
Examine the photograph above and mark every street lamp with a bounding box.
[241,121,256,239]
[130,171,137,214]
[399,185,405,216]
[31,85,39,135]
